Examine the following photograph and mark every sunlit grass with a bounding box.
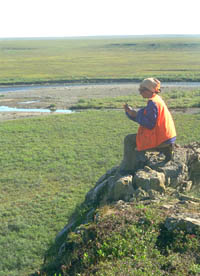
[0,37,200,84]
[0,109,200,275]
[70,89,200,110]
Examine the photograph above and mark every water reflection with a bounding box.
[19,100,40,104]
[0,106,73,113]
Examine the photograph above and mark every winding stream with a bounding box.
[0,82,199,114]
[0,82,200,93]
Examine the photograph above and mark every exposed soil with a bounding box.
[0,83,199,121]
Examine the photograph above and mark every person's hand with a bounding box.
[123,103,132,112]
[123,103,137,118]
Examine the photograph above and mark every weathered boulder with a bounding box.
[86,169,134,205]
[146,145,190,188]
[133,166,166,194]
[157,161,188,188]
[111,174,134,202]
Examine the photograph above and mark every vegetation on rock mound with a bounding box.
[40,196,200,276]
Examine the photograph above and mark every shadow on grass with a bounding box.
[30,200,95,276]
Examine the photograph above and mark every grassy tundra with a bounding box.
[0,111,200,276]
[0,36,200,84]
[0,36,200,275]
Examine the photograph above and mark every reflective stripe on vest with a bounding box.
[136,94,176,151]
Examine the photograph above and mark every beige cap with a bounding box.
[139,78,161,93]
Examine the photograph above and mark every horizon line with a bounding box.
[0,34,200,40]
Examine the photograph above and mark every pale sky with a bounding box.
[0,0,199,38]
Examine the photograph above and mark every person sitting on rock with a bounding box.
[120,78,176,175]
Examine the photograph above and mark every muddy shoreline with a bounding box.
[0,83,139,121]
[0,83,199,122]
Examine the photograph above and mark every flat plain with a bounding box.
[0,36,200,84]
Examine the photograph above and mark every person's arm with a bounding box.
[136,100,158,129]
[124,101,158,129]
[123,103,138,121]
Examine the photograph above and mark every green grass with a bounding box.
[0,36,200,84]
[0,110,200,275]
[70,89,200,110]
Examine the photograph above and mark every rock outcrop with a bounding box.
[56,142,200,241]
[85,142,200,206]
[37,142,200,276]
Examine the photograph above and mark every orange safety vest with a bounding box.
[136,94,176,151]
